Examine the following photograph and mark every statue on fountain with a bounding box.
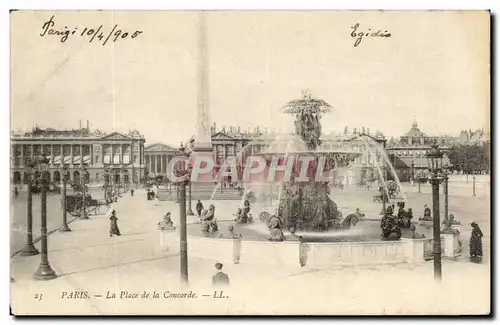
[381,205,402,240]
[201,204,218,233]
[268,215,285,242]
[272,91,358,232]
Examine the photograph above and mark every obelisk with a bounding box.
[191,11,214,182]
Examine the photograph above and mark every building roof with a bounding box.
[11,126,145,141]
[404,120,426,138]
[145,143,178,152]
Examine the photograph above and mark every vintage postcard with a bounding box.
[9,10,490,315]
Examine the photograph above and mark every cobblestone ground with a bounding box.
[10,184,490,315]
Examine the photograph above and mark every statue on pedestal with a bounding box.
[158,212,176,231]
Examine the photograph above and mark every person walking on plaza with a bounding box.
[130,188,134,197]
[470,222,483,263]
[212,263,230,286]
[14,186,19,197]
[196,200,204,218]
[109,210,121,237]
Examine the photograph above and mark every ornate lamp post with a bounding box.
[176,143,190,283]
[59,164,71,232]
[19,157,40,256]
[411,160,415,186]
[80,164,89,220]
[187,154,194,216]
[34,152,57,280]
[443,164,450,225]
[426,143,444,282]
[103,169,109,202]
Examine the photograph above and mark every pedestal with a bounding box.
[442,234,456,258]
[190,147,214,184]
[401,238,425,263]
[232,238,242,264]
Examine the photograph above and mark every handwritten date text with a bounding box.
[40,15,143,46]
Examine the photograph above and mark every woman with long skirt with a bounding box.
[470,222,483,263]
[109,210,121,237]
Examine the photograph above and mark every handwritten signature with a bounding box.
[40,15,143,45]
[350,23,391,47]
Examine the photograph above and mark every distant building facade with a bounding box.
[144,143,179,177]
[386,121,451,181]
[10,124,146,185]
[194,123,387,185]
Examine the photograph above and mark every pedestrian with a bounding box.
[470,222,483,263]
[196,200,204,218]
[212,263,230,286]
[14,186,19,197]
[109,210,121,237]
[130,188,134,196]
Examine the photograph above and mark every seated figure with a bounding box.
[354,208,365,219]
[419,205,433,221]
[409,224,425,239]
[201,204,218,233]
[442,215,462,236]
[233,208,243,222]
[381,212,402,241]
[268,215,285,242]
[448,214,461,225]
[158,212,176,231]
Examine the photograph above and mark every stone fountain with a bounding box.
[257,91,361,232]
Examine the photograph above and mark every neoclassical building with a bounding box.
[207,123,387,185]
[144,143,179,177]
[386,121,450,181]
[10,125,146,185]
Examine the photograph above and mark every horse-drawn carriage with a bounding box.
[62,194,109,217]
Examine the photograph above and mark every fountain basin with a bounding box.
[186,220,436,267]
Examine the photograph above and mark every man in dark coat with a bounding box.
[212,263,230,286]
[196,200,204,218]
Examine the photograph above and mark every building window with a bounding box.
[95,155,99,164]
[96,172,100,181]
[226,145,235,157]
[134,155,138,164]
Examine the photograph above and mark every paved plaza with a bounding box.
[10,180,490,315]
[10,186,107,255]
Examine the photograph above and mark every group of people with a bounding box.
[146,188,156,200]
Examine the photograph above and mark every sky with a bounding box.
[10,11,490,147]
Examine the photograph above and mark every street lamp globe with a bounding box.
[425,143,444,173]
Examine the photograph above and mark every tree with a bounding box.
[447,144,489,174]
